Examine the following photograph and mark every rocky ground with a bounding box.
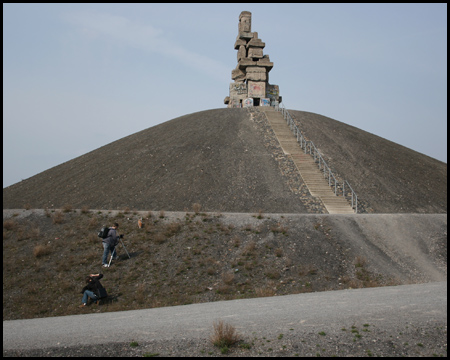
[3,108,446,214]
[4,321,448,357]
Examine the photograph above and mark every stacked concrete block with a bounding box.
[225,11,281,108]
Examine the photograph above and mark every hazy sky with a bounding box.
[3,3,447,188]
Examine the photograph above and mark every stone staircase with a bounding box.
[262,108,355,214]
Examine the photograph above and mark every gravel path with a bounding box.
[3,282,447,357]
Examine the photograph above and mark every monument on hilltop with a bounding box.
[224,11,282,108]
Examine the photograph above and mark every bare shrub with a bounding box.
[159,210,165,218]
[216,284,232,294]
[275,247,283,257]
[242,240,256,256]
[3,220,17,231]
[192,203,202,214]
[52,211,64,224]
[81,206,90,214]
[265,268,280,280]
[164,222,182,237]
[255,286,275,297]
[298,264,317,276]
[153,232,166,244]
[222,272,235,285]
[232,236,241,248]
[88,233,98,243]
[145,221,154,233]
[270,223,288,235]
[210,319,240,348]
[62,204,72,213]
[33,245,51,258]
[354,256,367,268]
[29,227,40,240]
[88,217,98,229]
[24,203,31,210]
[135,283,147,304]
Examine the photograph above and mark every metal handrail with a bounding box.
[276,103,359,213]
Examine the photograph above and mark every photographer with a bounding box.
[80,273,107,307]
[101,222,123,267]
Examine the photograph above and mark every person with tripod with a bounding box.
[102,222,122,268]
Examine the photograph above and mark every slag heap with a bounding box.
[224,11,281,108]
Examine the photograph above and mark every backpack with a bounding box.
[98,226,110,239]
[96,285,108,299]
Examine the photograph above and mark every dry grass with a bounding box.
[33,245,51,258]
[242,240,256,256]
[210,319,240,348]
[192,203,202,214]
[222,272,235,285]
[52,211,64,224]
[255,285,275,297]
[3,220,17,231]
[2,211,403,321]
[62,204,73,213]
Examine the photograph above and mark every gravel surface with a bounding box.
[3,282,447,357]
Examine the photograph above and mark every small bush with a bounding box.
[52,211,64,224]
[62,204,72,213]
[242,240,256,256]
[192,203,202,214]
[255,286,275,297]
[354,256,367,268]
[29,227,41,240]
[232,236,241,247]
[153,233,166,244]
[222,272,235,285]
[88,217,98,229]
[164,222,181,237]
[211,319,240,349]
[3,220,17,231]
[265,269,280,280]
[256,209,264,219]
[33,245,51,258]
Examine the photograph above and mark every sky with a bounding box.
[3,3,447,188]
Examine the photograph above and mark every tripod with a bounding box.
[108,236,131,267]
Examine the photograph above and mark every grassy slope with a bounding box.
[3,208,446,321]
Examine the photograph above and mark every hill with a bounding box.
[3,108,447,213]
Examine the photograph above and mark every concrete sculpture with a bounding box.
[224,11,282,108]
